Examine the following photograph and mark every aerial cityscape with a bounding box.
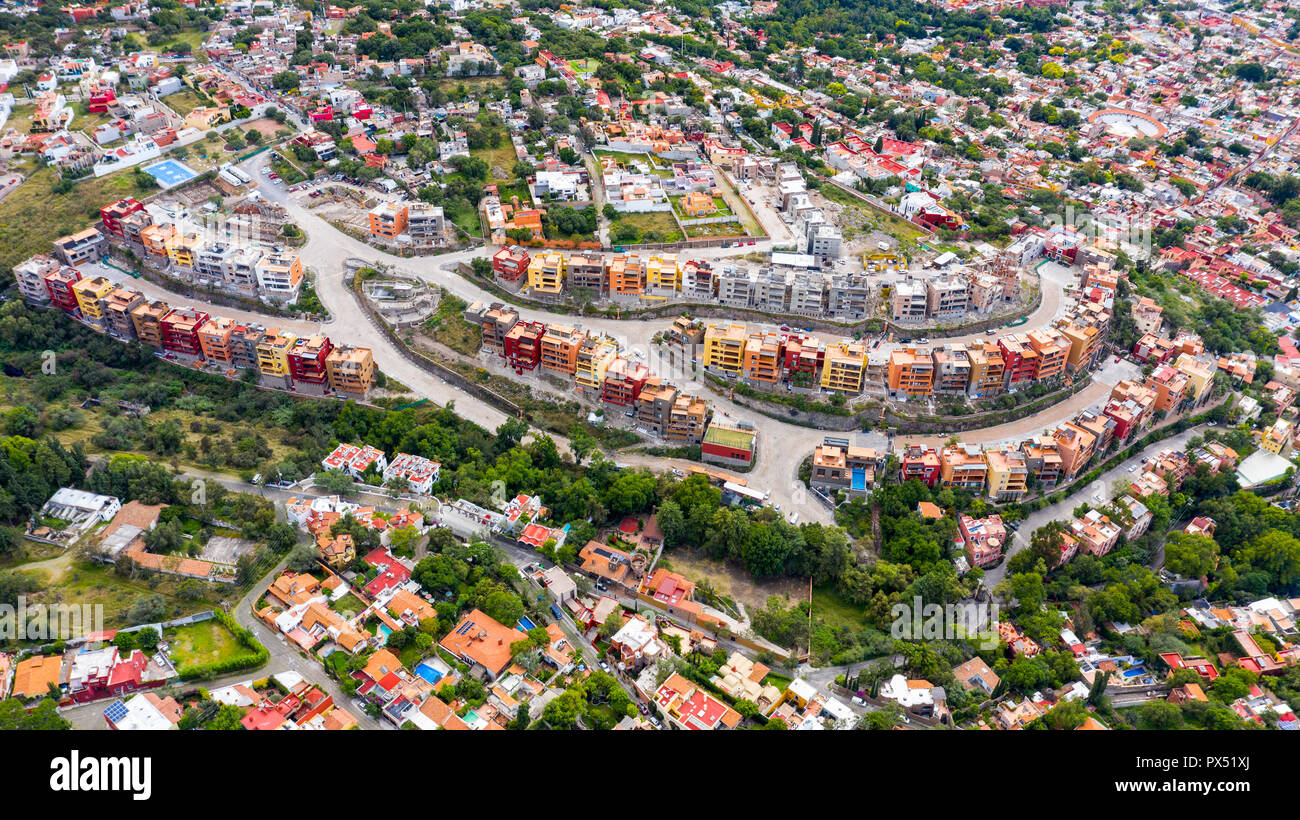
[0,0,1298,738]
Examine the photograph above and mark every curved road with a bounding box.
[82,149,1122,526]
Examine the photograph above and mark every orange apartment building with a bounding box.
[887,348,934,396]
[1053,422,1097,480]
[940,444,988,491]
[1020,436,1064,488]
[197,316,241,362]
[369,202,409,238]
[540,324,586,376]
[608,254,645,295]
[325,344,376,396]
[743,332,783,383]
[129,300,169,348]
[966,343,1004,397]
[1057,319,1103,372]
[1149,364,1190,413]
[1026,328,1071,381]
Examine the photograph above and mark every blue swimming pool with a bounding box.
[143,159,198,188]
[1123,667,1147,678]
[851,468,867,491]
[414,661,444,686]
[517,616,537,631]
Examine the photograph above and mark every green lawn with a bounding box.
[166,619,255,670]
[330,592,366,617]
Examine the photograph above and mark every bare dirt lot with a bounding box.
[662,549,806,613]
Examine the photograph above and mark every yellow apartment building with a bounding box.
[703,323,747,375]
[256,329,297,378]
[70,275,116,323]
[526,251,565,296]
[822,342,868,393]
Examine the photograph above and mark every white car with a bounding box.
[1127,466,1137,473]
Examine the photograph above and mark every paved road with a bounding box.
[985,421,1214,588]
[87,136,1132,527]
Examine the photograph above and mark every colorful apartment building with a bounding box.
[164,229,204,268]
[601,357,649,406]
[368,202,409,238]
[44,265,83,311]
[998,334,1039,386]
[526,252,565,296]
[575,338,618,390]
[256,329,298,381]
[159,307,210,356]
[608,254,645,295]
[325,345,376,396]
[70,275,116,326]
[540,324,585,376]
[966,343,1004,397]
[743,332,783,383]
[941,444,988,491]
[821,342,868,394]
[703,323,747,376]
[900,445,941,487]
[129,300,168,347]
[100,198,144,238]
[1026,328,1070,381]
[1260,418,1294,458]
[984,449,1029,501]
[645,254,680,293]
[887,347,933,397]
[491,245,530,283]
[289,334,335,385]
[1148,364,1190,413]
[504,321,546,371]
[197,317,241,362]
[1053,422,1097,479]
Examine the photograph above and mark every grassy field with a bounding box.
[330,592,366,616]
[472,126,522,187]
[610,209,683,244]
[162,88,209,118]
[166,618,254,670]
[425,288,482,356]
[684,220,746,239]
[0,164,148,270]
[11,555,197,631]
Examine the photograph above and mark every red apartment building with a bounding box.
[289,333,334,385]
[900,445,940,487]
[601,358,649,406]
[100,198,143,237]
[44,266,82,312]
[492,245,530,282]
[503,321,546,371]
[159,307,210,356]
[998,335,1039,386]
